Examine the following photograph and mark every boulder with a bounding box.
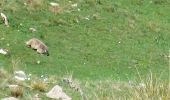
[46,85,71,100]
[1,97,18,100]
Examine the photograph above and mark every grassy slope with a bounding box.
[0,0,169,81]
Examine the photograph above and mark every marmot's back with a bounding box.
[26,38,49,56]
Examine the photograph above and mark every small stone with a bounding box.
[0,48,8,55]
[14,70,27,81]
[71,3,77,7]
[50,2,59,7]
[37,60,40,64]
[28,74,32,76]
[43,77,48,82]
[29,28,37,33]
[24,2,27,6]
[77,8,80,11]
[7,43,10,46]
[85,17,90,20]
[33,94,41,100]
[27,77,31,80]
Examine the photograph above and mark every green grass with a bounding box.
[0,0,170,99]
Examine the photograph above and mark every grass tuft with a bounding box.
[10,86,24,98]
[31,81,47,92]
[129,72,170,100]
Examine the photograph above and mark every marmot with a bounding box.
[26,38,49,56]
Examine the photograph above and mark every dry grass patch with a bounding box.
[31,81,48,92]
[129,74,170,100]
[10,86,24,98]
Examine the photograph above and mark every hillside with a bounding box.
[0,0,169,99]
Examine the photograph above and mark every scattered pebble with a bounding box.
[24,2,27,6]
[77,8,80,11]
[33,94,41,100]
[27,77,31,80]
[71,3,78,7]
[43,77,48,82]
[29,28,37,33]
[14,70,27,81]
[50,2,59,7]
[85,17,90,20]
[19,23,23,26]
[28,74,32,76]
[37,60,41,64]
[0,48,8,55]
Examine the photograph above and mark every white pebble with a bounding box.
[50,2,59,7]
[37,60,40,64]
[77,8,80,11]
[71,3,78,7]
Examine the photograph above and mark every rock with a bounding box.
[50,2,59,7]
[49,2,61,14]
[71,3,77,7]
[14,71,27,81]
[1,97,18,100]
[37,60,41,64]
[33,94,41,100]
[0,48,8,55]
[29,28,37,33]
[46,85,71,100]
[0,13,9,27]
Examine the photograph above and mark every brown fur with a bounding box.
[26,38,49,56]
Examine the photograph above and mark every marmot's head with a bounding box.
[25,41,31,47]
[45,50,49,56]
